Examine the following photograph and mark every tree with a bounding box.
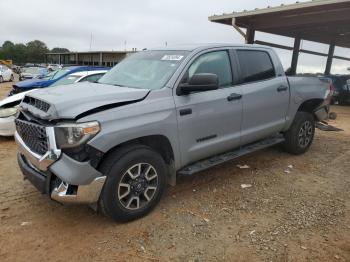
[0,39,69,64]
[13,43,27,64]
[51,47,70,53]
[0,40,15,60]
[26,40,49,63]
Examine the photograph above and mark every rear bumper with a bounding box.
[0,116,16,136]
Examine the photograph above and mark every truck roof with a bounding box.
[149,43,272,52]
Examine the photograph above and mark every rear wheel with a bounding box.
[98,145,167,222]
[283,111,315,155]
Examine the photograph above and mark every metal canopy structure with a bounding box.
[209,0,350,75]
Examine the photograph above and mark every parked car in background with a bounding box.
[0,69,108,136]
[50,70,108,87]
[47,64,62,72]
[14,44,330,222]
[340,79,350,105]
[320,75,350,105]
[19,67,48,80]
[9,66,109,96]
[0,65,14,82]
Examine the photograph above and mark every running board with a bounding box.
[178,136,285,176]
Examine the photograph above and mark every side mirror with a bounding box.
[179,73,219,95]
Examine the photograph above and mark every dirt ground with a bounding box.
[0,81,349,262]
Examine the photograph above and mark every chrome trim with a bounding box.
[51,176,106,204]
[15,127,61,171]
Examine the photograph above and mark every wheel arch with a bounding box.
[97,135,177,186]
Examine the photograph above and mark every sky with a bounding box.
[1,0,349,74]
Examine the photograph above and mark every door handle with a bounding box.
[179,108,192,116]
[227,93,242,101]
[277,86,288,92]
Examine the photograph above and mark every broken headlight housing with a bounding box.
[0,107,18,118]
[54,121,100,149]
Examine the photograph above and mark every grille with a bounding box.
[15,119,48,155]
[23,96,51,112]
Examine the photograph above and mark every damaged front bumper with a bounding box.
[15,130,106,204]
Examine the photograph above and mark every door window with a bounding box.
[237,50,275,84]
[183,51,233,88]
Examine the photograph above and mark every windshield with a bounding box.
[98,50,189,89]
[50,74,80,87]
[42,69,70,80]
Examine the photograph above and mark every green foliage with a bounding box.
[0,40,69,64]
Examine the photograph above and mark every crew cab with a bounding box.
[14,44,330,222]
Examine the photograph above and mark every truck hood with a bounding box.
[15,79,51,89]
[20,82,150,120]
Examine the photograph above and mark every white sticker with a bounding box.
[161,55,184,61]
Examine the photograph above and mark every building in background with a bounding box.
[46,49,137,67]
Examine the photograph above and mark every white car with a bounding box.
[0,69,108,136]
[0,65,14,82]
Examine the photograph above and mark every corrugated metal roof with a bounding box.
[209,0,350,20]
[209,0,350,48]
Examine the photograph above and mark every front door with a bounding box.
[174,50,243,167]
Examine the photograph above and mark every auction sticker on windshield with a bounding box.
[161,55,184,61]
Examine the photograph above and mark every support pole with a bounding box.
[99,52,103,66]
[246,28,255,44]
[325,41,335,75]
[290,37,301,75]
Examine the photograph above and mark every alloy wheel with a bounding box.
[298,121,313,148]
[117,163,158,210]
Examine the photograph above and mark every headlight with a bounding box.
[54,121,100,149]
[0,107,18,118]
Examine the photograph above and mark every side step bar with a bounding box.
[178,136,285,176]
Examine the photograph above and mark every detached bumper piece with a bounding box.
[17,153,48,193]
[51,176,106,204]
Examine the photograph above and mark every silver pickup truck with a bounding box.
[14,44,330,222]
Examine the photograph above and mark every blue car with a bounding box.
[9,66,109,96]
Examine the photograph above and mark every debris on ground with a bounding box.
[237,164,250,169]
[316,122,343,131]
[329,112,337,120]
[20,222,32,226]
[241,184,252,189]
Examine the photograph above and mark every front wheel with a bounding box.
[98,145,167,222]
[283,111,315,155]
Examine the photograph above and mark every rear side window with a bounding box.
[237,50,275,84]
[186,51,233,88]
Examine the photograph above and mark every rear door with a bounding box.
[235,49,290,145]
[174,49,243,166]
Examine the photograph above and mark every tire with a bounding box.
[283,111,315,155]
[98,145,167,222]
[10,74,14,82]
